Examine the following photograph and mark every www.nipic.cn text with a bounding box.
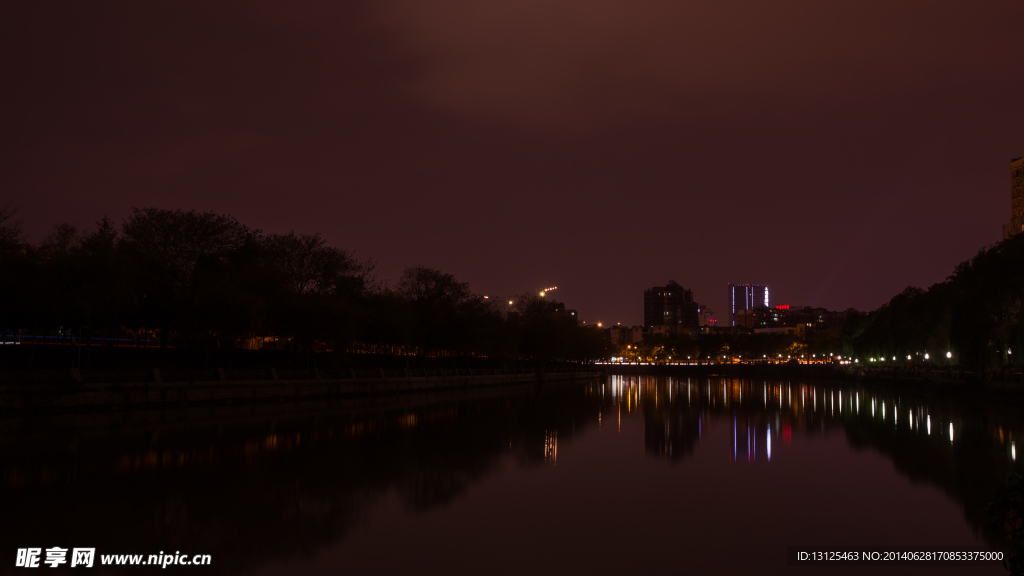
[16,549,212,569]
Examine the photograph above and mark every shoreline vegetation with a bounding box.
[0,206,608,370]
[1,205,1023,375]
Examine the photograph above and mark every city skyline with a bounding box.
[1,201,1015,328]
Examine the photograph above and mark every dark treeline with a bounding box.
[0,207,608,368]
[841,233,1024,369]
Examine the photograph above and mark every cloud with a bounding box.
[373,0,1006,129]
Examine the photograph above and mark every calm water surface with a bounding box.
[4,376,1022,575]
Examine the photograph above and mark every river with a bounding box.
[3,375,1020,575]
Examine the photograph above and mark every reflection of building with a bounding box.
[544,430,557,463]
[728,284,769,326]
[644,408,703,461]
[644,281,699,329]
[731,415,773,462]
[1004,156,1024,240]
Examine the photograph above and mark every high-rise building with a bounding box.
[727,283,769,326]
[643,281,699,329]
[1003,156,1024,240]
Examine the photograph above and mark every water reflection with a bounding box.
[598,375,1024,551]
[1,376,1021,574]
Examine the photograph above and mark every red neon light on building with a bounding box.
[776,305,790,310]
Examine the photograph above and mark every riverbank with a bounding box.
[599,363,1024,399]
[0,367,600,414]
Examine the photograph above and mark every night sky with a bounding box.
[3,1,1023,325]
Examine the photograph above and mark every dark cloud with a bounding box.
[2,0,1023,324]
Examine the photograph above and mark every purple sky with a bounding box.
[3,1,1023,325]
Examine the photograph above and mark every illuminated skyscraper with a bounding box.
[727,283,769,326]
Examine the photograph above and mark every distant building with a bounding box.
[734,305,848,333]
[754,326,805,336]
[1004,156,1024,240]
[727,284,769,326]
[643,281,699,329]
[698,307,716,327]
[551,304,579,325]
[701,325,745,335]
[608,325,630,346]
[647,325,671,338]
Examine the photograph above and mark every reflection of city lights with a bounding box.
[1013,441,1017,461]
[767,423,772,460]
[544,430,558,463]
[949,423,953,443]
[927,415,931,435]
